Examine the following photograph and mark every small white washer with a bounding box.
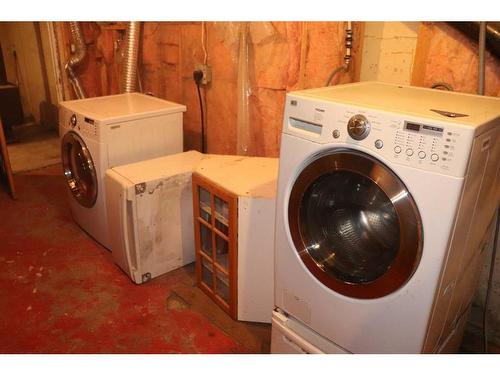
[59,93,186,249]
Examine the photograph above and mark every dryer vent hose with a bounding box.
[65,21,87,99]
[120,21,141,93]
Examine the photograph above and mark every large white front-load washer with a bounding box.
[273,82,500,353]
[59,93,186,250]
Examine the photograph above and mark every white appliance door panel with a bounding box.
[134,172,195,281]
[271,310,349,354]
[106,169,138,279]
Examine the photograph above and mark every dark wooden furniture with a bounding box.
[0,117,16,199]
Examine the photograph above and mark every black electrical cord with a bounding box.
[193,70,205,153]
[483,206,500,353]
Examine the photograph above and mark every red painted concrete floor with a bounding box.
[0,165,270,353]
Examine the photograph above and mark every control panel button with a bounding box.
[332,129,340,139]
[431,153,439,162]
[406,148,414,157]
[70,114,77,128]
[374,139,383,149]
[418,151,426,159]
[394,146,402,154]
[347,114,371,140]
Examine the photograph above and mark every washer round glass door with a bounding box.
[288,149,422,299]
[61,131,98,208]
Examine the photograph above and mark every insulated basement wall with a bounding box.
[412,22,500,96]
[53,21,500,158]
[53,21,364,156]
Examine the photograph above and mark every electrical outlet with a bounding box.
[195,64,212,85]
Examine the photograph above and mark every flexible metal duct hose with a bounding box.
[65,21,87,99]
[120,22,141,93]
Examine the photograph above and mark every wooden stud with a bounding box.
[411,22,434,88]
[352,21,365,83]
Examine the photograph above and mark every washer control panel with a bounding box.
[283,95,475,177]
[392,120,461,171]
[60,108,99,140]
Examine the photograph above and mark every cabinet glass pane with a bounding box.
[215,271,229,304]
[215,220,229,236]
[201,257,213,289]
[215,234,229,271]
[200,223,212,257]
[214,196,229,234]
[199,186,211,222]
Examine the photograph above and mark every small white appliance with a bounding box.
[106,151,204,284]
[59,93,185,249]
[273,82,500,353]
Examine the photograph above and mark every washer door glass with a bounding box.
[288,149,422,299]
[61,131,98,208]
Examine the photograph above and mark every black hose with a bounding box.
[325,64,347,87]
[195,83,205,153]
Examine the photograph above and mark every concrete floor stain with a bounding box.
[0,165,270,353]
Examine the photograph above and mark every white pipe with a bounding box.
[478,22,486,95]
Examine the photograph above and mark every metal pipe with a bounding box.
[325,21,353,86]
[478,22,486,95]
[65,21,87,99]
[120,22,141,93]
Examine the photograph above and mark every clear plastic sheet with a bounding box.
[236,22,251,155]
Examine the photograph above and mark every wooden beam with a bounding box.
[352,21,365,83]
[411,22,434,87]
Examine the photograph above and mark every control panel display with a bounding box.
[404,121,443,137]
[405,122,421,132]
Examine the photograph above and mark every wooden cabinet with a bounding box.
[193,173,238,318]
[192,155,278,323]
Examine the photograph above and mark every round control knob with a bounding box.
[418,151,426,159]
[374,139,383,149]
[406,148,414,157]
[347,114,371,140]
[431,153,439,162]
[332,129,340,139]
[70,114,77,128]
[394,146,402,154]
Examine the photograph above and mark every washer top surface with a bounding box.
[60,93,186,124]
[291,82,500,127]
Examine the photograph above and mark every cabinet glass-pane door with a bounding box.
[215,234,229,271]
[216,271,230,304]
[193,173,237,319]
[214,196,229,235]
[199,186,211,222]
[200,223,212,257]
[201,257,213,289]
